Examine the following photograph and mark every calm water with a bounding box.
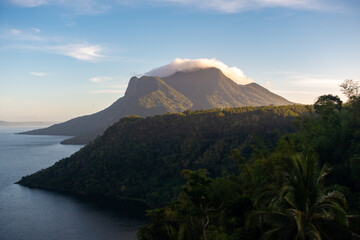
[0,127,147,240]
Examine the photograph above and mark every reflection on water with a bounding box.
[0,127,147,240]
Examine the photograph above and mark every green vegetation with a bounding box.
[18,105,307,207]
[137,80,360,239]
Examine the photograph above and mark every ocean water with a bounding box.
[0,127,147,240]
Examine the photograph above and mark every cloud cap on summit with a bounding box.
[146,58,252,85]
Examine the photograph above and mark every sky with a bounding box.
[0,0,359,122]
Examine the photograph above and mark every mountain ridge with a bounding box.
[21,67,293,144]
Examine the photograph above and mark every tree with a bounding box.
[247,154,350,239]
[178,170,225,240]
[340,79,360,100]
[314,94,342,114]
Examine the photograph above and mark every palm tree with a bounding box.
[247,154,351,239]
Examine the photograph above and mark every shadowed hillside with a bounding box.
[18,105,307,207]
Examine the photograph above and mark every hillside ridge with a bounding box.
[18,105,307,207]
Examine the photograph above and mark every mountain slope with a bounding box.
[163,68,291,108]
[22,76,193,144]
[21,68,293,144]
[18,105,308,207]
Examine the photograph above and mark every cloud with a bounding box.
[156,0,334,12]
[58,0,109,15]
[10,0,48,7]
[31,28,41,33]
[0,28,44,41]
[9,0,109,15]
[89,75,127,94]
[89,76,112,83]
[272,90,323,95]
[263,71,348,104]
[10,29,22,35]
[90,89,126,94]
[146,58,252,85]
[0,28,107,61]
[89,83,127,94]
[49,44,105,61]
[8,0,338,14]
[30,72,47,77]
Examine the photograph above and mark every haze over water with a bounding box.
[0,127,146,240]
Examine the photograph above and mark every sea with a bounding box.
[0,127,147,240]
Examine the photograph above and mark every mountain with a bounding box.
[17,105,308,207]
[163,68,290,108]
[21,68,292,144]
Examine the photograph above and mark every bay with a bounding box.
[0,127,146,240]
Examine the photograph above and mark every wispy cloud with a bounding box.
[89,76,112,83]
[48,44,105,61]
[10,0,48,7]
[0,27,107,61]
[283,73,343,89]
[29,72,47,77]
[31,28,41,33]
[272,90,323,95]
[0,28,44,41]
[8,0,340,14]
[9,0,109,15]
[89,75,127,94]
[156,0,336,13]
[264,71,347,104]
[90,89,126,94]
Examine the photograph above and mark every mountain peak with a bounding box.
[146,58,252,85]
[125,76,163,98]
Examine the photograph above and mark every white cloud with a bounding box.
[289,77,342,88]
[89,83,127,94]
[90,89,126,94]
[156,0,333,12]
[264,71,348,104]
[10,0,48,7]
[10,29,22,35]
[89,75,127,94]
[146,58,252,85]
[1,28,44,41]
[273,90,323,95]
[32,28,41,33]
[8,0,338,14]
[1,38,107,62]
[1,28,107,61]
[58,0,109,15]
[89,76,112,83]
[30,72,47,77]
[49,44,104,61]
[9,0,109,15]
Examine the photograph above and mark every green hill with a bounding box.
[18,105,307,207]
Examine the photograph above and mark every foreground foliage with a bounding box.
[247,155,349,239]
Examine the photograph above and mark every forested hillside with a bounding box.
[18,105,307,207]
[137,80,360,240]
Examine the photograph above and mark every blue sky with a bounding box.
[0,0,359,121]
